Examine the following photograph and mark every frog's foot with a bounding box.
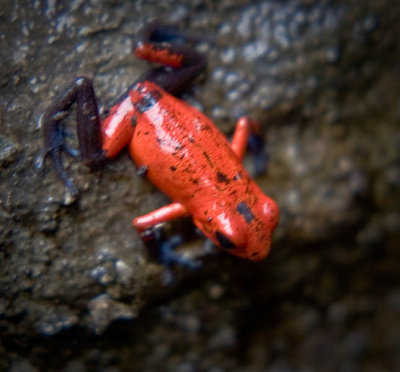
[144,227,202,285]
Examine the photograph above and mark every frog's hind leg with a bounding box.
[133,22,207,95]
[42,77,106,197]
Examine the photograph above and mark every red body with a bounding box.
[100,81,279,261]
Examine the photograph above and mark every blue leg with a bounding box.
[42,77,106,197]
[248,134,269,176]
[145,227,202,285]
[133,22,207,95]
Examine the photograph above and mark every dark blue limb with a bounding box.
[42,77,106,196]
[145,227,202,285]
[133,22,207,95]
[247,134,269,176]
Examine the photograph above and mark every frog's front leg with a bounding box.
[42,77,106,197]
[133,202,189,232]
[146,227,201,285]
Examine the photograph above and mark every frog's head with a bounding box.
[201,195,279,261]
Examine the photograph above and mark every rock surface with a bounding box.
[1,0,399,370]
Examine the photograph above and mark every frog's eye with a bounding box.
[215,231,235,250]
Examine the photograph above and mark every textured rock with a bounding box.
[0,0,399,370]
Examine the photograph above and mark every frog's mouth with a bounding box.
[215,230,236,250]
[214,230,250,259]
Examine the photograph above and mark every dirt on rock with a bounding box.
[1,0,399,370]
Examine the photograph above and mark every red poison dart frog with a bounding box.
[42,22,279,268]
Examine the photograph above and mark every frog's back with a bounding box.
[129,82,250,211]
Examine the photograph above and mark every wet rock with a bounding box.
[208,327,237,350]
[0,135,19,166]
[0,0,399,370]
[35,308,79,336]
[8,359,38,372]
[87,294,137,334]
